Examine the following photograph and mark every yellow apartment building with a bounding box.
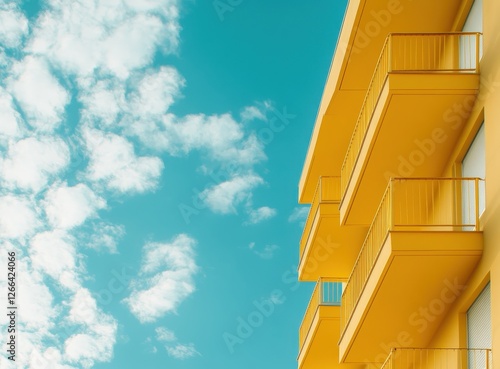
[297,1,496,369]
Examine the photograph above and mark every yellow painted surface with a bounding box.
[338,231,483,363]
[297,0,499,368]
[299,0,465,203]
[299,304,364,369]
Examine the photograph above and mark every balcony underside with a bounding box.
[298,0,465,203]
[299,306,363,369]
[299,203,368,281]
[339,231,483,364]
[340,72,480,226]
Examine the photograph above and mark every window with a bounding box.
[462,124,485,225]
[460,0,483,69]
[467,283,491,369]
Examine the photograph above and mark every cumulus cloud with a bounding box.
[8,56,70,131]
[0,6,29,48]
[83,128,163,194]
[0,256,56,333]
[124,234,198,323]
[0,87,24,140]
[0,195,40,240]
[43,183,106,230]
[30,231,80,291]
[28,0,180,78]
[0,135,70,193]
[85,222,125,253]
[246,206,277,224]
[200,174,264,214]
[80,79,126,127]
[64,289,117,368]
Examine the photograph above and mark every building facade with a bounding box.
[297,1,496,369]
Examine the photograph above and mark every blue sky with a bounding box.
[0,1,347,368]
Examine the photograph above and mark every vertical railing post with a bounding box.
[318,277,323,305]
[388,34,393,72]
[475,33,480,73]
[474,178,480,229]
[389,179,394,230]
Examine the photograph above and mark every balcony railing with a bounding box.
[340,32,481,199]
[299,278,342,351]
[340,178,483,332]
[380,348,492,369]
[300,176,341,261]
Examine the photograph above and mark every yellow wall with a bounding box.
[429,0,499,355]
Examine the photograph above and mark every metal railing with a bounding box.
[340,32,481,199]
[380,348,492,369]
[300,177,341,262]
[340,178,483,333]
[299,278,342,352]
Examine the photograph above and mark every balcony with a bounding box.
[299,0,465,203]
[339,178,484,363]
[380,348,492,369]
[299,280,360,369]
[298,177,367,281]
[340,33,481,225]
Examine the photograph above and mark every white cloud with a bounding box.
[30,231,80,291]
[104,14,165,79]
[124,234,198,323]
[200,174,264,214]
[246,206,277,224]
[83,128,163,194]
[166,343,199,360]
[155,327,176,342]
[288,206,310,226]
[0,6,29,48]
[80,79,126,127]
[0,255,56,333]
[43,183,106,229]
[8,56,70,131]
[130,67,183,118]
[250,243,279,260]
[1,136,70,193]
[240,105,266,122]
[0,87,24,140]
[85,222,125,253]
[64,288,118,369]
[0,195,40,240]
[28,0,180,78]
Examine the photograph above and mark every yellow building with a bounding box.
[297,1,496,369]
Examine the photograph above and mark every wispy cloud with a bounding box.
[156,327,177,343]
[288,206,310,226]
[166,343,200,360]
[240,105,267,122]
[124,234,198,323]
[249,242,279,260]
[154,326,199,360]
[246,206,277,225]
